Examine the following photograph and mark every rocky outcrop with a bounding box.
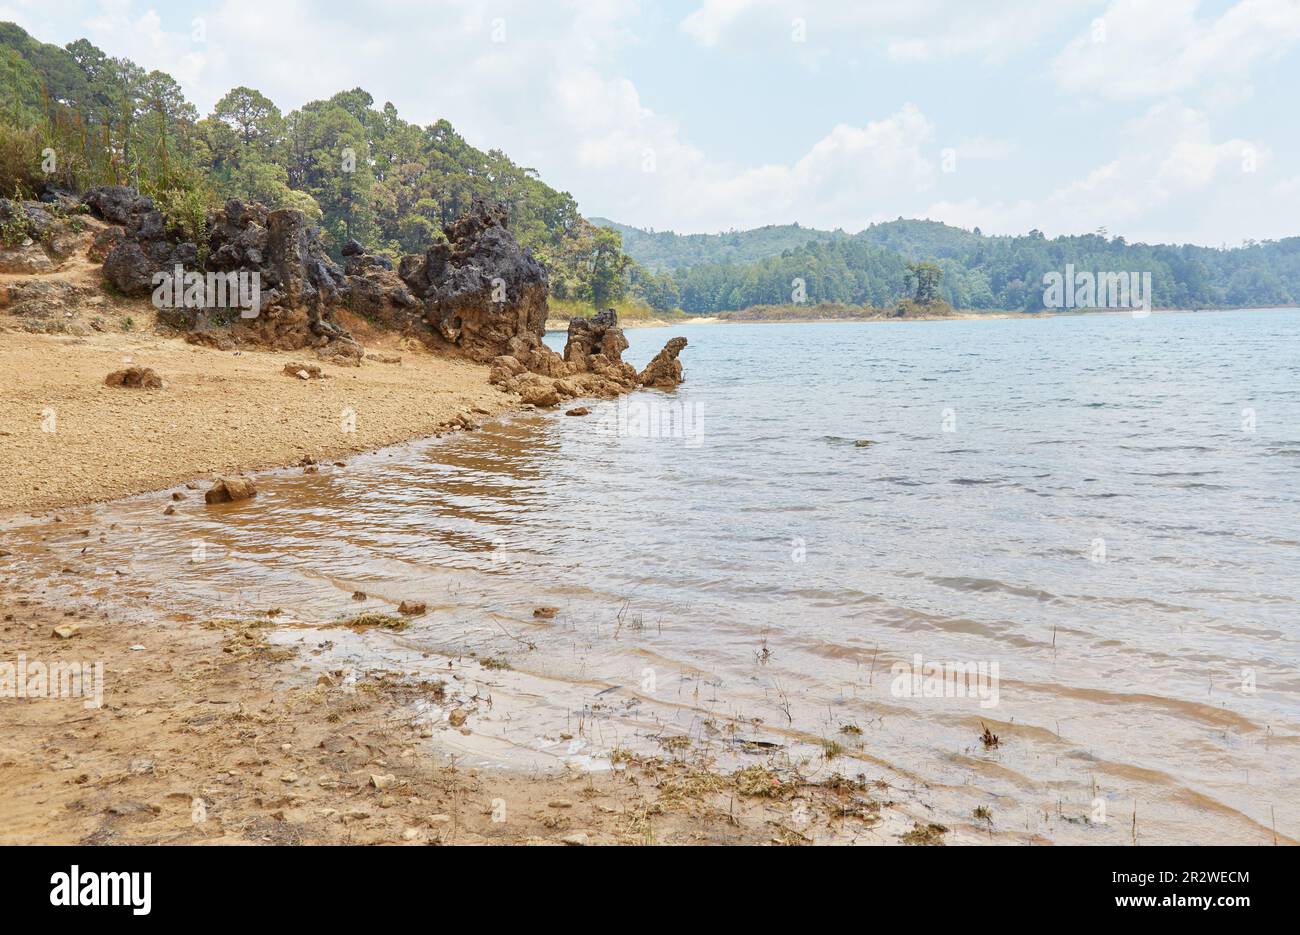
[83,186,153,227]
[0,198,93,274]
[481,305,688,405]
[342,248,422,333]
[88,190,361,362]
[96,196,198,297]
[637,336,688,389]
[68,188,690,397]
[562,309,638,391]
[399,199,551,361]
[564,309,625,369]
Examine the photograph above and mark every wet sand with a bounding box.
[0,327,958,845]
[0,592,948,845]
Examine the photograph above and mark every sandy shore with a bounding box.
[0,328,513,513]
[0,320,972,846]
[0,590,935,845]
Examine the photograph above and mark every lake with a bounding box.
[5,308,1297,844]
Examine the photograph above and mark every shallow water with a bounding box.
[5,309,1299,843]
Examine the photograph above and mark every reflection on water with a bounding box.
[4,309,1299,844]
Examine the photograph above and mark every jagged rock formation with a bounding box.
[0,197,94,274]
[85,191,361,362]
[84,187,199,298]
[341,247,422,333]
[398,199,551,361]
[637,336,688,389]
[12,184,690,398]
[564,308,626,371]
[485,305,687,406]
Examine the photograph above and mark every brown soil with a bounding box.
[0,595,927,845]
[0,326,512,513]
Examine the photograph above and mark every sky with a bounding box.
[4,0,1300,244]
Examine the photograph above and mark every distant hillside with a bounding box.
[600,215,1300,314]
[591,217,847,272]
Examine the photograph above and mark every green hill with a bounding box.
[0,21,632,311]
[591,217,847,272]
[601,215,1300,314]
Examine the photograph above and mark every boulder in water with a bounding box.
[638,336,688,389]
[204,476,257,504]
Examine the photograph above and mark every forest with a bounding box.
[602,218,1300,314]
[0,21,668,311]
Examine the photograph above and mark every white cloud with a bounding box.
[927,102,1269,242]
[951,137,1018,161]
[680,0,1095,63]
[1052,0,1300,100]
[3,0,1296,241]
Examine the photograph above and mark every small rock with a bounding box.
[104,366,162,389]
[447,709,469,728]
[370,773,397,790]
[565,407,590,417]
[163,505,175,516]
[398,600,426,616]
[351,591,367,601]
[548,799,574,809]
[560,833,590,846]
[171,492,184,501]
[51,623,81,639]
[282,362,324,380]
[205,476,257,504]
[533,606,559,619]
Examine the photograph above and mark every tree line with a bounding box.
[605,218,1300,314]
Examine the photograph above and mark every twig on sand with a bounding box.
[489,614,536,650]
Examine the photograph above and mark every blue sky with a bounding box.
[4,0,1300,244]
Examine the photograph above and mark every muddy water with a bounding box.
[4,309,1299,844]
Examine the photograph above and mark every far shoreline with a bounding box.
[547,304,1299,331]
